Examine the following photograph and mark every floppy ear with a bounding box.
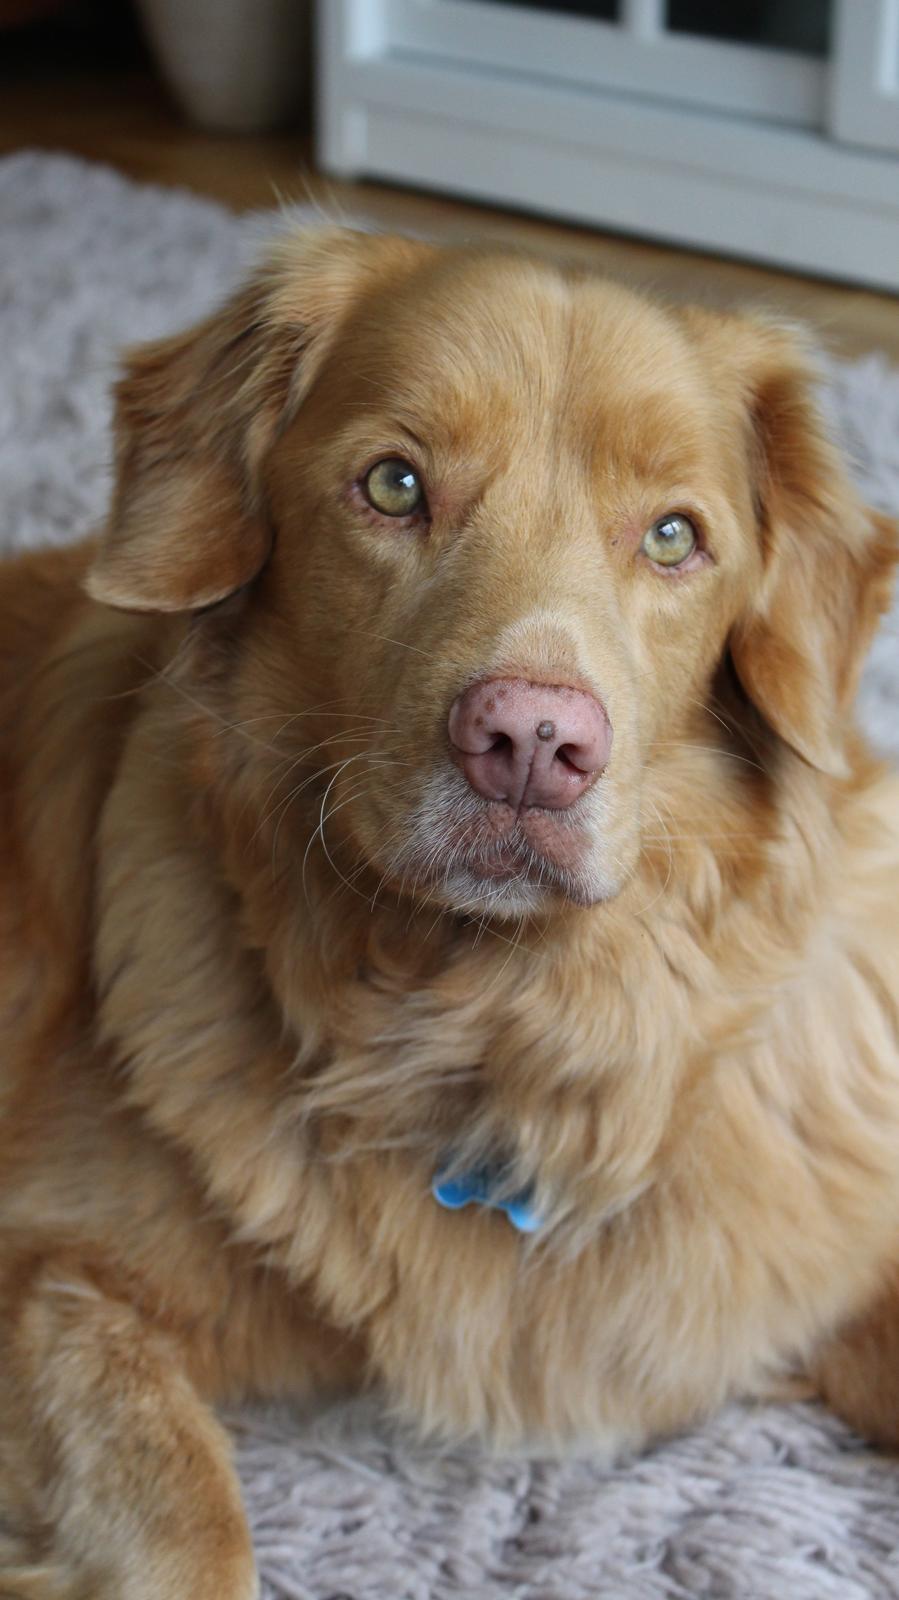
[698,316,898,777]
[86,228,426,612]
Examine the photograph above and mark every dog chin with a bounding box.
[399,855,616,921]
[438,867,556,920]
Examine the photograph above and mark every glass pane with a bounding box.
[464,0,619,19]
[667,0,829,55]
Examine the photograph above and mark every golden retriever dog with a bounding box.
[1,227,898,1598]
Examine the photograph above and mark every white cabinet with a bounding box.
[317,0,899,289]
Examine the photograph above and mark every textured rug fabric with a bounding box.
[2,150,899,1600]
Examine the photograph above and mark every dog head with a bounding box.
[87,229,897,920]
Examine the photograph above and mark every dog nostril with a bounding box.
[535,721,556,742]
[554,745,583,773]
[488,732,514,756]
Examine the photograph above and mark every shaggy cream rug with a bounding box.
[2,150,898,1600]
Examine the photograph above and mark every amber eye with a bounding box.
[641,513,697,568]
[363,458,425,518]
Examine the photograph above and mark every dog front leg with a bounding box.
[0,1253,256,1600]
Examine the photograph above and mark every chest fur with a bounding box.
[93,744,899,1449]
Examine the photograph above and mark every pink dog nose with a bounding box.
[448,678,611,810]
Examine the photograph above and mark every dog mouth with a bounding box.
[459,807,587,881]
[468,838,531,881]
[382,795,604,910]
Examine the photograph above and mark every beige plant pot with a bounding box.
[137,0,310,133]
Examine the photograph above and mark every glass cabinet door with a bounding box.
[389,0,825,124]
[465,0,619,16]
[667,1,830,55]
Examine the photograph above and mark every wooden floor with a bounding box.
[2,54,899,363]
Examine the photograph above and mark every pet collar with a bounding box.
[431,1164,543,1233]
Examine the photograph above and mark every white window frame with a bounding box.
[830,0,899,153]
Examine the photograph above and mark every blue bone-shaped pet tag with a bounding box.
[432,1165,543,1234]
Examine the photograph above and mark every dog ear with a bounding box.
[86,229,426,612]
[690,314,898,777]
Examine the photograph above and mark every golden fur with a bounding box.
[1,229,898,1598]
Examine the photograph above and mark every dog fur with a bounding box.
[1,228,898,1598]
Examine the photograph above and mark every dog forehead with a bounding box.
[352,250,689,375]
[325,249,712,458]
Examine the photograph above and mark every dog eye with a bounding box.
[363,458,425,518]
[641,513,697,568]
